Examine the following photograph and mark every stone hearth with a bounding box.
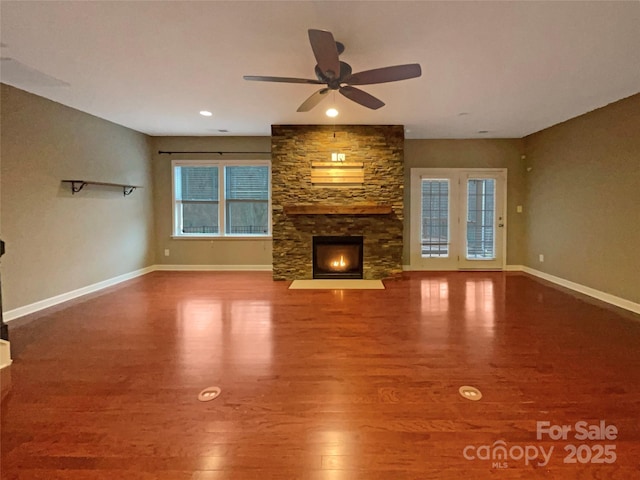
[271,125,404,280]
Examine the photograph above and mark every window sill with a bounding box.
[171,235,272,241]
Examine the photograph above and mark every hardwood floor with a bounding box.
[2,271,639,479]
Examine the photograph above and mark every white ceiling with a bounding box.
[1,1,639,139]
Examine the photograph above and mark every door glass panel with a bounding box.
[421,179,449,257]
[466,179,495,259]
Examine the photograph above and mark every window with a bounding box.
[175,165,219,234]
[173,160,271,237]
[225,166,270,235]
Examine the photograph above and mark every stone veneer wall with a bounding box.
[271,125,404,280]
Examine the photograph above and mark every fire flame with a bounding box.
[331,255,347,268]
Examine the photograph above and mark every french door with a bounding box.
[410,168,506,270]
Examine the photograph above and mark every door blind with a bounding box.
[421,179,450,257]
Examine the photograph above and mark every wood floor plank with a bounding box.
[2,271,639,478]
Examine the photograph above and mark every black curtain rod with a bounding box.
[158,150,271,155]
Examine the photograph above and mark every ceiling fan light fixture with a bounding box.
[326,107,339,118]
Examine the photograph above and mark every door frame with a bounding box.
[409,168,508,271]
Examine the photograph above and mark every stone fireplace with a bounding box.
[271,125,404,280]
[313,236,363,279]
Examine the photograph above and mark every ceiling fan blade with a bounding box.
[339,86,385,110]
[308,29,340,79]
[297,88,330,112]
[345,63,422,85]
[243,75,323,84]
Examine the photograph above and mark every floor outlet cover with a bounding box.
[198,386,222,402]
[459,385,482,401]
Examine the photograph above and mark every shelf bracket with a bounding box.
[70,181,87,194]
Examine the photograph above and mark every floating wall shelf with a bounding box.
[62,180,142,197]
[283,204,393,215]
[310,161,365,185]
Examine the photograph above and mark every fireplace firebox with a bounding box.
[312,236,364,279]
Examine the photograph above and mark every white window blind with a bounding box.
[466,178,495,259]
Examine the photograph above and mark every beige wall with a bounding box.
[0,84,155,311]
[151,136,272,266]
[153,136,527,268]
[404,139,527,265]
[3,83,636,310]
[524,94,640,303]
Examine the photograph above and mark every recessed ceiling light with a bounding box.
[326,108,338,118]
[199,110,213,117]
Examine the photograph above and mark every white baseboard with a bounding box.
[520,266,640,315]
[154,264,273,271]
[403,264,519,272]
[404,264,638,315]
[402,265,461,271]
[5,263,635,322]
[3,266,155,322]
[504,264,524,271]
[2,264,273,322]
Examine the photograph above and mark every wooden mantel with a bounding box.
[283,204,393,215]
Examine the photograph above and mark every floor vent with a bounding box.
[198,386,221,402]
[459,385,482,401]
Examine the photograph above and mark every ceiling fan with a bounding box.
[243,29,422,112]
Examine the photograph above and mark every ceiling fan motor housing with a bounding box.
[315,62,352,89]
